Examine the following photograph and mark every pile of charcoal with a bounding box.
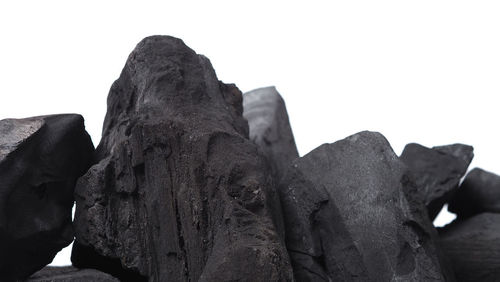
[1,36,499,282]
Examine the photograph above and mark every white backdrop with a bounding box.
[1,1,499,266]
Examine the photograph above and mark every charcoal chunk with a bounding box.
[448,168,500,219]
[28,266,119,282]
[0,115,94,281]
[400,143,473,220]
[243,86,299,181]
[280,131,453,281]
[72,36,293,281]
[439,213,500,282]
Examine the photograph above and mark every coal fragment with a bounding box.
[0,114,94,281]
[72,36,293,281]
[243,86,299,181]
[439,213,500,282]
[28,266,119,282]
[448,168,500,219]
[279,131,452,281]
[400,143,473,220]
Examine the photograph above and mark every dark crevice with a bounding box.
[173,185,189,279]
[133,163,145,192]
[403,220,430,243]
[71,242,147,282]
[396,242,415,276]
[288,250,330,281]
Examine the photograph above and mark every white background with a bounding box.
[1,1,499,266]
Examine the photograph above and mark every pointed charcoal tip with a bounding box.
[136,35,187,49]
[399,143,430,160]
[401,142,474,166]
[1,113,84,124]
[402,142,426,150]
[242,86,285,117]
[126,35,196,67]
[44,113,85,125]
[243,86,281,102]
[344,130,391,146]
[466,166,500,181]
[0,114,86,156]
[306,130,395,160]
[244,86,278,95]
[433,143,474,166]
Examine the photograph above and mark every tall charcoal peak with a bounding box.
[96,36,248,159]
[243,86,299,183]
[448,168,500,219]
[400,143,473,220]
[279,131,455,281]
[72,35,293,281]
[0,114,94,281]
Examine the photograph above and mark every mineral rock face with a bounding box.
[243,86,299,181]
[439,213,500,282]
[400,143,473,220]
[0,115,94,281]
[28,266,119,282]
[72,36,293,281]
[448,168,500,219]
[279,131,452,281]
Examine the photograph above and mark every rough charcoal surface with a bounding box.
[448,168,500,219]
[28,266,119,282]
[72,36,293,281]
[400,143,473,220]
[243,86,299,181]
[0,114,94,281]
[279,131,453,281]
[439,213,500,282]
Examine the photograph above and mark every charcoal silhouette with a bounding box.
[243,86,299,182]
[448,168,500,219]
[279,131,453,281]
[0,115,94,281]
[2,35,496,282]
[400,143,473,220]
[71,36,293,281]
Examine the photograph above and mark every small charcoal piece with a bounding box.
[439,213,500,282]
[0,115,94,281]
[72,36,293,281]
[448,168,500,219]
[400,143,473,220]
[28,266,119,282]
[243,86,299,181]
[279,131,453,281]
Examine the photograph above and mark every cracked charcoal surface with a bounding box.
[400,143,473,220]
[439,213,500,282]
[71,36,293,282]
[448,168,500,219]
[28,266,119,282]
[0,115,94,281]
[279,131,453,281]
[243,86,299,182]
